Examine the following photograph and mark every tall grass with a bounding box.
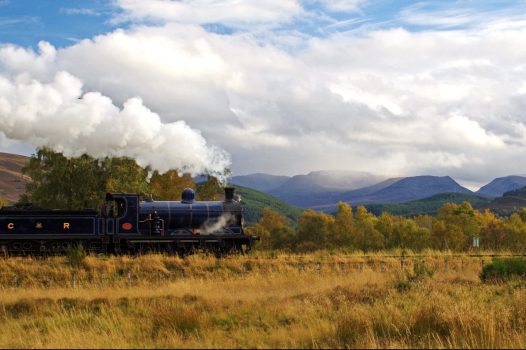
[0,251,523,348]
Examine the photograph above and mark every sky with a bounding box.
[1,0,526,189]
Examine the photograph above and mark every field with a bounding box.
[0,251,525,348]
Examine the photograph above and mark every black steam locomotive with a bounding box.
[0,187,257,255]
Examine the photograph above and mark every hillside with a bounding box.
[479,186,526,216]
[476,175,526,198]
[0,152,30,204]
[354,175,474,204]
[309,176,473,211]
[231,184,303,226]
[229,173,290,192]
[268,170,386,207]
[365,192,490,216]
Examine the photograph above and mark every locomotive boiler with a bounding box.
[0,187,257,255]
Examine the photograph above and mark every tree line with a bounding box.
[247,201,526,252]
[17,148,224,210]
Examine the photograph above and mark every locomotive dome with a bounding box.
[181,188,195,203]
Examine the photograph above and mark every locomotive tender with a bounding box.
[0,187,257,255]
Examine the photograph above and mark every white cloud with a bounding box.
[114,0,303,27]
[2,2,526,185]
[0,69,230,178]
[314,0,364,12]
[60,8,101,16]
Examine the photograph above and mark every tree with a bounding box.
[101,157,150,195]
[433,202,490,250]
[196,176,223,200]
[150,170,195,200]
[330,202,355,249]
[296,209,334,251]
[398,219,431,251]
[22,148,150,209]
[480,219,510,251]
[376,212,396,248]
[23,149,106,209]
[431,220,465,251]
[246,207,295,250]
[505,213,526,251]
[353,206,384,252]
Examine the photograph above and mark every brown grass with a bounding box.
[0,251,523,348]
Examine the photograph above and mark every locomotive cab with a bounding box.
[103,193,140,235]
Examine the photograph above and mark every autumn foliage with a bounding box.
[248,201,526,252]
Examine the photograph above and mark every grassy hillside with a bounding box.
[0,152,30,204]
[232,184,303,226]
[479,186,526,216]
[366,192,491,216]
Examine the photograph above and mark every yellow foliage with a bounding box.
[150,170,195,201]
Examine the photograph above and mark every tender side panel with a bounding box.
[0,216,98,235]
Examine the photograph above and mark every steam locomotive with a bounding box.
[0,187,257,255]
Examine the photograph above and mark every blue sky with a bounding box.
[1,0,526,188]
[0,0,119,48]
[3,0,525,48]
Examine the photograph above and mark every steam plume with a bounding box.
[201,213,233,234]
[0,71,230,178]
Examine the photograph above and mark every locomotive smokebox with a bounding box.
[224,187,235,202]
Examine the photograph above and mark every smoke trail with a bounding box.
[200,213,234,234]
[0,70,230,179]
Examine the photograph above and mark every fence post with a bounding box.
[338,262,345,273]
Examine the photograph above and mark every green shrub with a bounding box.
[481,258,526,282]
[412,260,434,280]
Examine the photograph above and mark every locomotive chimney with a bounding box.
[224,187,235,202]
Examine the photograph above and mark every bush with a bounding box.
[412,260,434,280]
[393,260,434,292]
[481,258,526,282]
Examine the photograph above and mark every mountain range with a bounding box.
[2,152,526,220]
[230,171,526,210]
[476,175,526,198]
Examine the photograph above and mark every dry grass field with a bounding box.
[0,250,524,348]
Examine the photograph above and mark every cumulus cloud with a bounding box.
[2,1,526,187]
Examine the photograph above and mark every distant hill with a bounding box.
[231,185,303,226]
[476,176,526,198]
[309,176,473,211]
[353,176,474,204]
[310,178,402,211]
[0,152,30,204]
[366,192,491,216]
[268,170,387,207]
[229,173,290,193]
[479,186,526,216]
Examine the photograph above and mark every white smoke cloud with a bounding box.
[0,68,230,178]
